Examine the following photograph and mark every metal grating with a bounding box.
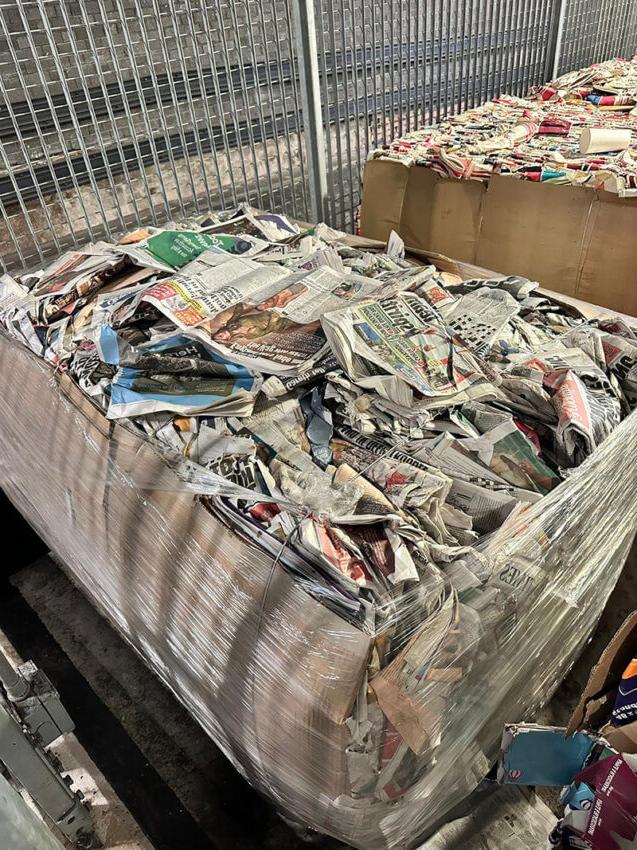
[557,0,637,75]
[0,0,635,270]
[313,0,559,230]
[0,0,310,272]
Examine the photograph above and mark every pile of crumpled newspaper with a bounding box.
[370,56,637,196]
[1,205,637,805]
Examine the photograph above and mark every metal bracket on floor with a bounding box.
[0,648,97,847]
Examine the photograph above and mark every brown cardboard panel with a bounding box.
[252,565,371,823]
[602,721,637,753]
[581,691,617,728]
[399,167,484,262]
[476,176,595,297]
[57,368,114,438]
[359,165,637,314]
[567,611,637,735]
[370,673,432,754]
[577,193,637,316]
[359,159,410,241]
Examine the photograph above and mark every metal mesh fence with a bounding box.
[557,0,637,75]
[0,0,635,271]
[0,0,310,272]
[314,0,559,229]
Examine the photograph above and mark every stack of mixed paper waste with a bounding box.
[500,612,637,849]
[2,206,637,848]
[369,56,637,196]
[501,725,637,849]
[360,57,637,315]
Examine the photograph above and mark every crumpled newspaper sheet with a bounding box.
[421,786,555,849]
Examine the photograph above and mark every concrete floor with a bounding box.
[2,488,635,848]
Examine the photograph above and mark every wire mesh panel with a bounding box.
[557,0,637,76]
[3,0,635,266]
[0,0,310,273]
[312,0,558,231]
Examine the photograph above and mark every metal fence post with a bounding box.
[290,0,329,223]
[544,0,567,80]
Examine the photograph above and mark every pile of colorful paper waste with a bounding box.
[370,56,637,196]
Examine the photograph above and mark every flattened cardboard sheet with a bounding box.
[400,166,484,262]
[577,192,637,314]
[359,159,410,241]
[475,175,595,298]
[360,160,637,315]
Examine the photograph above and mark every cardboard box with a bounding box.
[359,159,637,315]
[0,328,373,838]
[568,612,637,752]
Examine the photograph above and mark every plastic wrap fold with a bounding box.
[0,328,636,849]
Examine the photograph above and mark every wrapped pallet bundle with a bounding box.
[1,210,636,848]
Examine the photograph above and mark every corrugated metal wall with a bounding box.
[0,0,635,271]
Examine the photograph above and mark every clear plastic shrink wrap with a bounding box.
[0,213,636,849]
